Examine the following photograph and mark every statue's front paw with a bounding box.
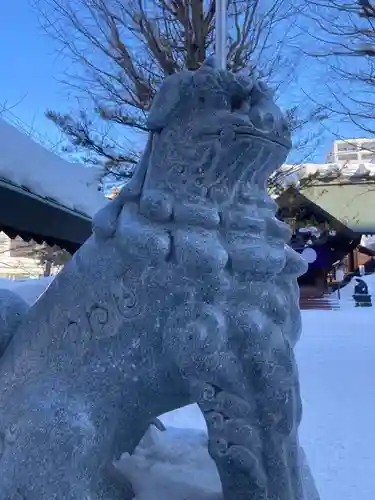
[194,382,268,500]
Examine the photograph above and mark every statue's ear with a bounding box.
[147,71,193,131]
[92,134,154,240]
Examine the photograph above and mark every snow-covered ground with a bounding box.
[0,276,374,500]
[298,307,375,500]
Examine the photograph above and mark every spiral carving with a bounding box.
[87,305,109,339]
[63,320,88,347]
[194,380,268,499]
[209,436,229,456]
[163,303,228,371]
[113,277,145,320]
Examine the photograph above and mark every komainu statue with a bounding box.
[0,60,314,500]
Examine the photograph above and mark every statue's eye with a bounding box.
[230,87,250,111]
[231,94,243,111]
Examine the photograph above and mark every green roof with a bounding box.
[301,180,375,234]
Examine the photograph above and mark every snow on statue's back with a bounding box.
[0,60,315,500]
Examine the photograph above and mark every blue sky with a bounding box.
[0,1,372,164]
[0,0,64,144]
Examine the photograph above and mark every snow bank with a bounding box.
[117,426,222,500]
[0,119,108,217]
[0,276,54,304]
[160,403,206,431]
[298,307,375,500]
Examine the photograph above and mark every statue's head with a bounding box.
[142,60,291,206]
[93,61,303,307]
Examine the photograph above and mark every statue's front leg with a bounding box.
[193,381,268,500]
[163,290,304,500]
[192,352,303,500]
[163,301,265,499]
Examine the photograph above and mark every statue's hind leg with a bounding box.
[0,384,130,500]
[0,362,189,500]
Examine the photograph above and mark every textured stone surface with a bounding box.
[0,289,28,357]
[0,60,314,499]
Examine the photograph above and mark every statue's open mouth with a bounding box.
[199,123,291,150]
[234,127,291,150]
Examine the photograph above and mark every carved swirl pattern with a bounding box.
[112,277,145,320]
[162,303,228,373]
[193,380,268,498]
[63,320,89,346]
[60,270,146,349]
[87,305,110,339]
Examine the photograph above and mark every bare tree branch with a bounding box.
[303,0,375,142]
[33,0,323,187]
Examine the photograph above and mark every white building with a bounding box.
[326,138,375,163]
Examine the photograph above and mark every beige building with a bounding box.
[0,232,57,280]
[326,138,375,163]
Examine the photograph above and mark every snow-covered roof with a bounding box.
[0,119,108,218]
[282,161,375,180]
[361,235,375,250]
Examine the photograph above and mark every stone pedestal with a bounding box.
[353,293,372,307]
